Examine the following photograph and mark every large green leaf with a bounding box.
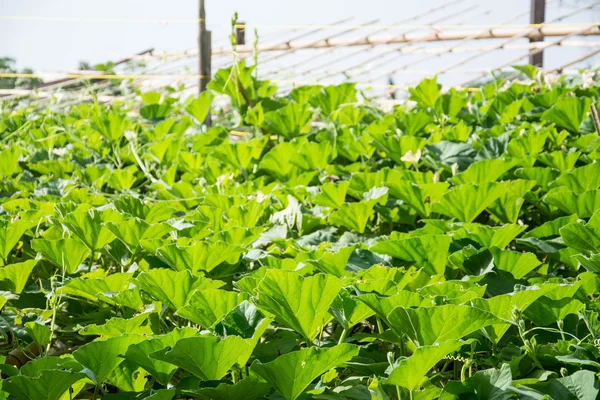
[191,377,272,400]
[155,241,244,273]
[251,344,359,400]
[177,289,248,327]
[432,183,506,223]
[31,237,90,274]
[551,162,600,195]
[451,159,518,185]
[386,304,503,345]
[105,218,172,254]
[541,96,592,133]
[386,340,469,390]
[262,102,312,139]
[185,91,214,124]
[0,219,38,261]
[72,334,145,384]
[329,201,375,233]
[124,328,198,386]
[255,270,342,342]
[545,187,600,218]
[133,268,223,311]
[370,235,451,275]
[62,209,116,251]
[3,370,87,400]
[150,334,251,380]
[0,259,38,294]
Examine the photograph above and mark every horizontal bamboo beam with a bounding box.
[211,24,600,54]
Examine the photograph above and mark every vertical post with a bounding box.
[529,0,546,67]
[236,22,246,45]
[198,0,212,126]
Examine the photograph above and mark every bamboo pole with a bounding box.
[269,0,468,72]
[206,24,599,54]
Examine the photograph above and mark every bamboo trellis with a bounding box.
[2,0,600,104]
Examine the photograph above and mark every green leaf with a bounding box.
[453,223,526,250]
[0,259,38,294]
[524,297,585,326]
[312,181,350,208]
[386,304,503,345]
[451,159,518,185]
[133,268,223,311]
[72,334,145,384]
[251,344,359,400]
[0,218,37,261]
[370,235,451,275]
[545,187,600,218]
[124,328,198,386]
[465,363,512,400]
[214,300,270,339]
[385,181,449,218]
[155,241,244,273]
[58,273,132,304]
[471,288,548,342]
[551,162,600,195]
[386,340,469,390]
[24,321,52,347]
[177,289,248,327]
[290,141,335,171]
[329,201,375,234]
[31,237,90,274]
[409,76,441,109]
[192,377,272,400]
[309,83,357,116]
[490,248,541,279]
[255,270,342,342]
[541,96,592,133]
[3,370,87,400]
[560,220,600,254]
[79,313,151,338]
[262,102,312,139]
[105,218,172,253]
[432,183,506,223]
[62,209,116,251]
[537,150,580,172]
[330,289,376,330]
[185,91,214,124]
[150,334,251,381]
[488,180,536,224]
[356,291,428,325]
[525,370,599,400]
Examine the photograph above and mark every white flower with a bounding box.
[124,130,137,141]
[433,172,440,183]
[51,147,68,156]
[401,149,421,164]
[582,71,595,89]
[544,73,560,88]
[451,163,459,177]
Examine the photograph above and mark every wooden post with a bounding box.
[529,0,546,66]
[236,22,246,45]
[198,0,212,126]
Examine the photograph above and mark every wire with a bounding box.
[1,14,598,30]
[0,73,209,80]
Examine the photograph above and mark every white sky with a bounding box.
[1,0,599,88]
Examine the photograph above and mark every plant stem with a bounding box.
[338,328,347,345]
[376,317,384,334]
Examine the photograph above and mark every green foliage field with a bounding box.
[0,63,599,399]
